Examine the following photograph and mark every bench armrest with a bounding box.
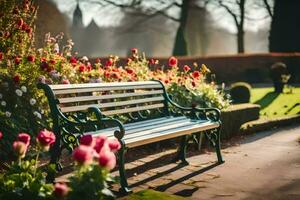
[166,94,221,122]
[87,107,125,140]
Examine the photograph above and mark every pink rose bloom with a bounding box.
[13,141,27,158]
[18,133,31,146]
[53,182,69,198]
[94,135,107,154]
[107,138,121,153]
[98,150,116,170]
[73,145,94,165]
[80,135,94,146]
[37,129,56,151]
[168,56,178,67]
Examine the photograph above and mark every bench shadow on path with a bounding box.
[254,92,279,110]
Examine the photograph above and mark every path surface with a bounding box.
[112,125,300,199]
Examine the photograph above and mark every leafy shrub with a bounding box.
[270,62,290,93]
[229,82,251,104]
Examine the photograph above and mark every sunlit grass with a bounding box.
[120,189,186,200]
[251,87,300,118]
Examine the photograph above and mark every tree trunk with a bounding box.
[172,0,190,56]
[237,27,244,53]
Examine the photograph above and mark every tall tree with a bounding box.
[269,0,300,52]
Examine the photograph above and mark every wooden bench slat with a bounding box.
[53,84,162,95]
[125,122,219,148]
[50,81,161,90]
[102,103,164,116]
[87,116,191,137]
[58,90,164,104]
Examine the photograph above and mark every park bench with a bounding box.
[38,80,224,193]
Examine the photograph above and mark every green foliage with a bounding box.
[120,189,186,200]
[0,159,54,200]
[230,82,251,104]
[67,165,114,200]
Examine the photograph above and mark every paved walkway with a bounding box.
[112,125,300,199]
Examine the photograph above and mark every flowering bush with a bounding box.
[0,130,119,200]
[0,0,229,159]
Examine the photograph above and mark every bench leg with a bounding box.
[215,128,224,164]
[174,135,189,165]
[118,144,131,194]
[205,128,224,164]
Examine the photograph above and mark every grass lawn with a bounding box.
[120,190,186,200]
[250,87,300,118]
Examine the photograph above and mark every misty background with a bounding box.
[36,0,271,57]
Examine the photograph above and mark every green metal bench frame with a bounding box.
[38,80,224,193]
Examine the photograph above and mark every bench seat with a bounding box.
[85,116,219,148]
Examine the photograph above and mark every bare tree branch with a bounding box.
[263,0,273,18]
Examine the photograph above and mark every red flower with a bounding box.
[79,65,86,72]
[95,58,101,64]
[126,68,134,74]
[49,59,56,65]
[192,71,201,79]
[37,129,56,151]
[183,65,191,72]
[73,145,94,165]
[0,132,2,140]
[0,52,3,60]
[149,58,158,65]
[13,141,27,158]
[164,79,169,84]
[18,133,31,147]
[168,56,177,67]
[107,138,121,153]
[14,57,21,65]
[94,135,107,154]
[192,81,196,87]
[21,23,28,31]
[25,27,32,34]
[80,135,94,146]
[86,65,92,71]
[27,55,35,62]
[127,58,132,64]
[131,48,138,54]
[13,75,21,83]
[69,57,77,64]
[40,61,49,70]
[17,18,23,27]
[53,183,69,198]
[61,79,70,84]
[105,58,113,66]
[98,149,116,170]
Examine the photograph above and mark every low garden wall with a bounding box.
[97,53,300,84]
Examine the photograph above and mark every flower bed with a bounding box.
[0,0,229,160]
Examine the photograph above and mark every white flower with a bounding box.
[0,93,2,99]
[30,98,36,105]
[33,111,42,119]
[81,56,88,61]
[1,101,6,107]
[54,43,59,53]
[15,89,23,97]
[21,86,27,93]
[5,111,11,117]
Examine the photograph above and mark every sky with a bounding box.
[51,0,272,33]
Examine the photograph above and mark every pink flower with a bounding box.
[27,55,35,62]
[13,141,27,158]
[18,133,31,146]
[37,129,56,151]
[168,56,177,67]
[94,135,107,154]
[0,132,3,140]
[53,182,69,198]
[105,58,113,67]
[80,135,94,146]
[73,145,94,165]
[79,64,85,72]
[107,138,121,153]
[98,150,116,170]
[14,57,21,65]
[131,48,138,54]
[126,68,134,74]
[70,57,77,64]
[183,65,191,72]
[61,79,70,84]
[17,18,24,27]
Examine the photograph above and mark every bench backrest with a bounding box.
[40,81,168,118]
